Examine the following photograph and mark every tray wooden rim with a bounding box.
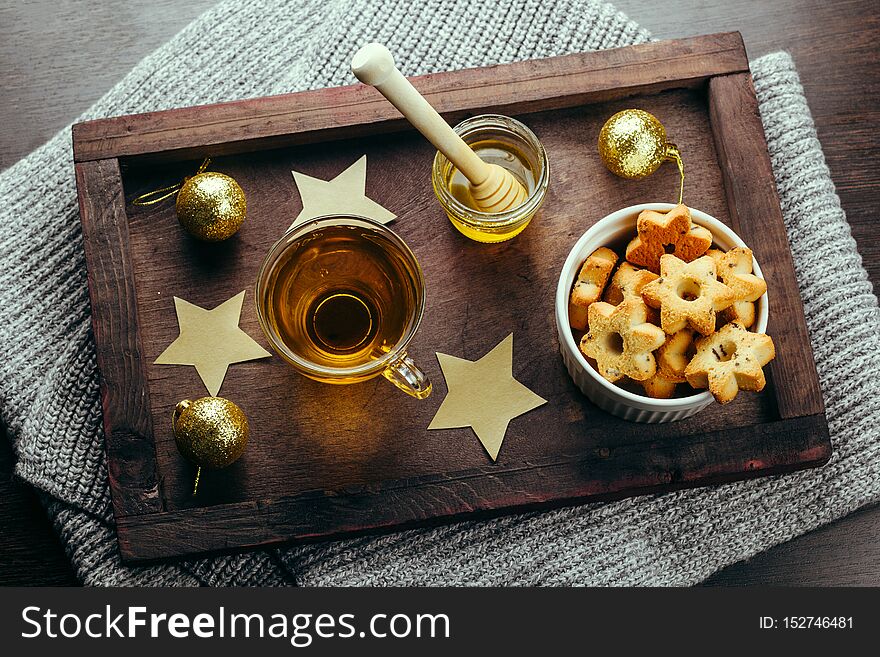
[73,32,751,163]
[73,31,830,564]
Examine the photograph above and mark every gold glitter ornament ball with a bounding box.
[598,109,672,179]
[172,397,249,471]
[175,172,246,241]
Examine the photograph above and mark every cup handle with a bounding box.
[383,353,432,399]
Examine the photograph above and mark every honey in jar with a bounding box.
[432,115,549,243]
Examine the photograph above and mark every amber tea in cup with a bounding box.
[256,215,431,398]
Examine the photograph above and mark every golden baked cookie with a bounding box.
[604,261,659,305]
[707,247,767,328]
[684,321,776,404]
[569,247,618,331]
[625,204,713,273]
[641,254,736,336]
[604,261,659,324]
[579,299,666,382]
[639,371,678,399]
[656,328,696,383]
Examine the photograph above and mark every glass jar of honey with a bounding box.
[431,114,549,243]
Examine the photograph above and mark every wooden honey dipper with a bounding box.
[351,43,528,213]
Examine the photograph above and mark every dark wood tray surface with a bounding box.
[73,32,829,563]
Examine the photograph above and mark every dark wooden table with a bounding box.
[0,0,877,586]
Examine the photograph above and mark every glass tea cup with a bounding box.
[255,215,431,399]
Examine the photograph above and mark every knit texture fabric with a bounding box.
[1,0,877,586]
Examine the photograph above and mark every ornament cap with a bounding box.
[663,141,680,160]
[172,399,192,431]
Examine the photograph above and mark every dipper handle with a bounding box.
[351,43,490,185]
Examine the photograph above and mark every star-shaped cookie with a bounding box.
[579,299,666,382]
[603,261,659,324]
[625,204,713,273]
[428,334,546,461]
[155,290,271,395]
[603,261,658,306]
[290,155,396,229]
[641,254,735,336]
[656,328,696,383]
[707,247,767,328]
[684,321,776,404]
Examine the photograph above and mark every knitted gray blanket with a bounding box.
[1,0,878,586]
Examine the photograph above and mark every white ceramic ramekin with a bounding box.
[555,203,769,423]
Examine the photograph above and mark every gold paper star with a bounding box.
[155,290,271,395]
[428,334,547,461]
[290,155,396,229]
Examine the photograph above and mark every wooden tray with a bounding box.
[73,32,830,564]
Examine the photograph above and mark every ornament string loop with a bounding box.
[171,399,201,495]
[664,143,685,205]
[132,157,212,206]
